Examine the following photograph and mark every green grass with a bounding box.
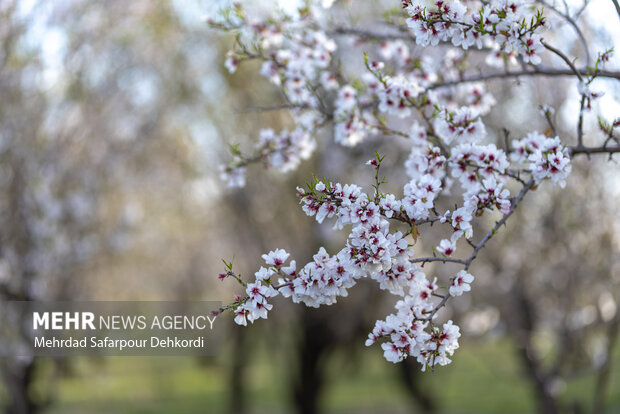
[5,337,616,414]
[322,338,536,414]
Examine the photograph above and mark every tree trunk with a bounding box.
[293,308,332,414]
[513,284,559,414]
[3,361,37,414]
[400,359,437,413]
[228,325,247,414]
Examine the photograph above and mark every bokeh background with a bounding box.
[0,0,619,413]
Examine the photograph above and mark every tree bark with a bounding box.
[293,308,332,414]
[513,284,560,414]
[3,361,37,414]
[400,359,437,413]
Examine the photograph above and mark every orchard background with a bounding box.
[0,0,618,413]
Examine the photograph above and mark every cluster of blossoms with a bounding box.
[222,16,337,108]
[256,127,316,172]
[219,125,318,186]
[405,144,446,181]
[365,296,460,368]
[210,0,587,370]
[455,83,497,115]
[212,5,336,184]
[333,85,376,146]
[213,0,549,188]
[225,164,477,368]
[404,0,547,64]
[449,143,512,214]
[220,116,320,187]
[511,133,572,187]
[434,106,486,145]
[378,75,424,118]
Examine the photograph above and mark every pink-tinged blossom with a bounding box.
[436,239,456,256]
[320,72,339,90]
[254,127,317,174]
[512,133,572,187]
[262,248,290,268]
[480,177,511,214]
[450,206,474,240]
[378,75,422,118]
[234,305,250,326]
[578,82,604,110]
[486,48,518,68]
[521,34,542,65]
[254,267,274,281]
[403,175,441,221]
[335,85,357,112]
[380,194,402,218]
[260,61,281,85]
[423,320,461,370]
[449,270,474,296]
[434,107,486,145]
[450,143,509,197]
[408,122,428,146]
[220,165,246,188]
[224,52,239,73]
[366,269,465,367]
[458,83,497,116]
[379,40,411,66]
[382,341,406,363]
[405,146,446,181]
[333,85,373,146]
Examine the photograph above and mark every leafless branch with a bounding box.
[539,0,591,66]
[569,145,620,155]
[330,27,410,41]
[540,40,584,82]
[411,256,467,265]
[577,95,587,149]
[426,67,620,90]
[592,313,620,414]
[420,179,536,321]
[612,0,620,22]
[237,103,312,113]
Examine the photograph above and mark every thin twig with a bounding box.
[612,0,620,22]
[420,179,536,321]
[569,144,620,155]
[577,95,587,149]
[541,107,557,136]
[237,103,311,113]
[426,67,620,90]
[592,313,620,414]
[540,40,584,82]
[539,0,591,66]
[330,27,410,41]
[411,256,467,265]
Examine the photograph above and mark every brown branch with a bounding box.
[569,145,620,155]
[466,179,535,270]
[577,95,587,148]
[411,256,467,265]
[237,103,312,113]
[592,313,620,414]
[539,0,591,66]
[540,40,584,82]
[426,66,620,90]
[330,27,411,41]
[420,179,536,321]
[612,0,620,22]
